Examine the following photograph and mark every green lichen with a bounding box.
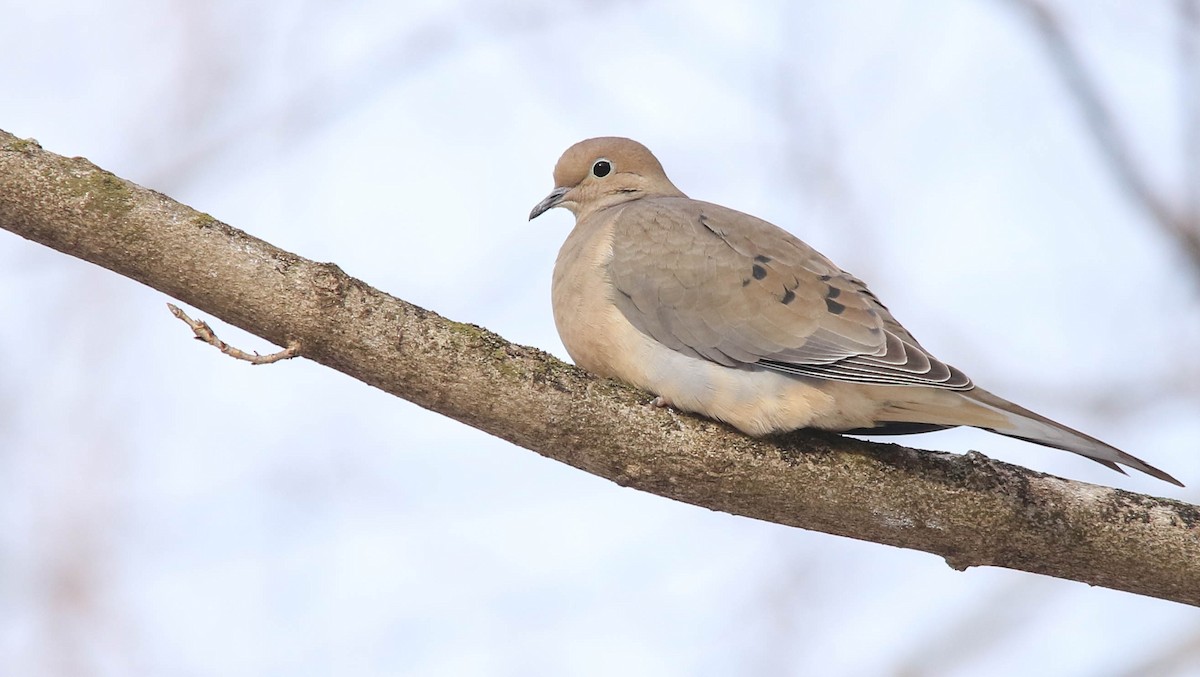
[3,136,41,153]
[192,212,220,228]
[493,355,522,380]
[446,320,486,339]
[64,168,133,221]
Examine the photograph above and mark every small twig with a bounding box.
[167,303,300,364]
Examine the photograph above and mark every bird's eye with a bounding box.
[591,159,612,178]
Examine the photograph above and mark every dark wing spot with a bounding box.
[781,288,796,305]
[818,274,832,282]
[742,278,751,287]
[754,255,771,263]
[751,265,767,280]
[826,298,846,315]
[825,285,841,299]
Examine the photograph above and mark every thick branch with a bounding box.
[1,129,1197,605]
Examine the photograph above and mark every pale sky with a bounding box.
[1,1,1198,675]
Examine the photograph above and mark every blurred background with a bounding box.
[2,1,1199,675]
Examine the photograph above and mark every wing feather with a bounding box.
[608,198,972,390]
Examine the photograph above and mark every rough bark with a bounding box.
[1,129,1197,605]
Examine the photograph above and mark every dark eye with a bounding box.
[591,159,612,178]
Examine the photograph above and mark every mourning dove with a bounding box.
[530,137,1181,486]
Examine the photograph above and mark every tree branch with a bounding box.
[1,129,1197,605]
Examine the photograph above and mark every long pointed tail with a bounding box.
[872,386,1182,486]
[961,388,1181,486]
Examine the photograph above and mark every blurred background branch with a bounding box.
[1182,0,1200,234]
[1009,0,1200,273]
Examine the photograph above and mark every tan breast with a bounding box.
[551,209,631,379]
[550,208,889,436]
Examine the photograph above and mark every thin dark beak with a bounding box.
[529,186,569,220]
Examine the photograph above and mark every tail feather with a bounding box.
[869,386,1182,486]
[962,388,1182,487]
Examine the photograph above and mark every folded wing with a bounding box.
[608,198,972,390]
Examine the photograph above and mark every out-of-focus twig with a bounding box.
[772,10,882,277]
[1182,0,1200,229]
[894,578,1061,676]
[146,0,611,190]
[1115,625,1200,677]
[1008,0,1200,273]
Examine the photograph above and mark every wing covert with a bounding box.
[607,198,972,390]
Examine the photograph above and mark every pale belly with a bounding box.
[550,214,888,436]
